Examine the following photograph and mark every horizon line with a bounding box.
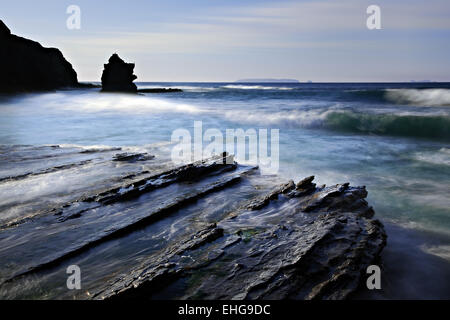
[79,80,450,84]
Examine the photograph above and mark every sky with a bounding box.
[1,0,450,82]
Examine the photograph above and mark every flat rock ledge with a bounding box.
[138,88,183,93]
[91,172,386,300]
[0,151,386,300]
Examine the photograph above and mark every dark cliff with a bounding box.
[0,20,78,92]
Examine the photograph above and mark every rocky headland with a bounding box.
[0,20,79,93]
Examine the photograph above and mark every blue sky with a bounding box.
[1,0,450,82]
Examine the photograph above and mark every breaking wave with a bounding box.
[385,89,450,106]
[221,85,294,90]
[223,109,329,127]
[324,111,450,140]
[224,109,450,141]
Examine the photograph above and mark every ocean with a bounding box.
[0,82,449,298]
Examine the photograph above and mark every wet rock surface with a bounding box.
[0,20,78,92]
[0,147,386,300]
[101,54,138,93]
[112,152,155,162]
[93,178,386,300]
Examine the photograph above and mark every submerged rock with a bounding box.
[0,20,78,92]
[138,88,183,93]
[112,152,155,162]
[101,53,137,93]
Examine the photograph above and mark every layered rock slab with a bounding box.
[93,177,386,300]
[0,147,386,300]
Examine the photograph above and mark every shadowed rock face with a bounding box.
[0,20,78,92]
[101,53,137,93]
[0,147,386,300]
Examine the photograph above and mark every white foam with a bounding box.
[385,89,450,106]
[222,108,333,127]
[421,245,450,262]
[0,156,154,224]
[413,148,450,166]
[221,85,293,90]
[19,92,202,115]
[57,143,120,150]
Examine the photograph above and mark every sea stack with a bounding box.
[101,53,137,93]
[0,20,78,92]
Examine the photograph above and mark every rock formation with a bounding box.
[138,88,183,93]
[91,173,387,300]
[0,147,386,300]
[101,53,137,93]
[0,20,78,92]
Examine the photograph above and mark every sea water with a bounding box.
[0,82,449,298]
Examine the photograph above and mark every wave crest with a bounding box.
[222,85,293,90]
[224,108,450,141]
[324,111,450,140]
[385,89,450,106]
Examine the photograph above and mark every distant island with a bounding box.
[235,78,299,83]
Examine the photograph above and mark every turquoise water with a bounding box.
[1,83,449,232]
[0,82,449,298]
